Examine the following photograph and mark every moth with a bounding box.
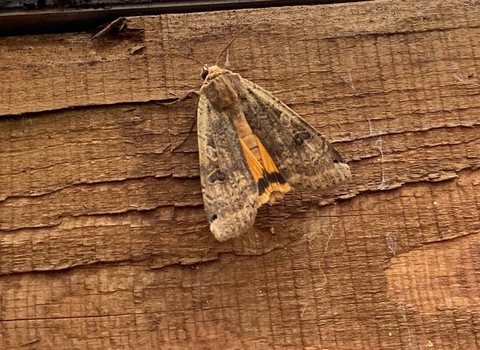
[186,44,351,241]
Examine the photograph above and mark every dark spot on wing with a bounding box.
[293,131,311,146]
[208,169,226,183]
[208,214,218,223]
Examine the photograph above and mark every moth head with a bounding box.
[201,65,209,81]
[201,65,224,81]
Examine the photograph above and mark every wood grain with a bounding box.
[1,0,479,348]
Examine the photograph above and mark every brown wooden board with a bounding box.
[0,0,479,348]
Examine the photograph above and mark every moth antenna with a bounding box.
[224,50,231,70]
[174,53,203,66]
[215,27,248,66]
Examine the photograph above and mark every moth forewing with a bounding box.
[197,65,351,241]
[239,78,352,189]
[197,84,260,241]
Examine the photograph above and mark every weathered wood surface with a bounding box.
[1,0,480,348]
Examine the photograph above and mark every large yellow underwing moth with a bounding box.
[195,59,351,241]
[175,36,352,241]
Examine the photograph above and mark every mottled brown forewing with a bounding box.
[239,78,351,188]
[197,89,259,242]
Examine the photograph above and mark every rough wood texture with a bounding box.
[1,0,479,348]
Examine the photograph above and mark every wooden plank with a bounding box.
[0,0,479,348]
[0,1,361,36]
